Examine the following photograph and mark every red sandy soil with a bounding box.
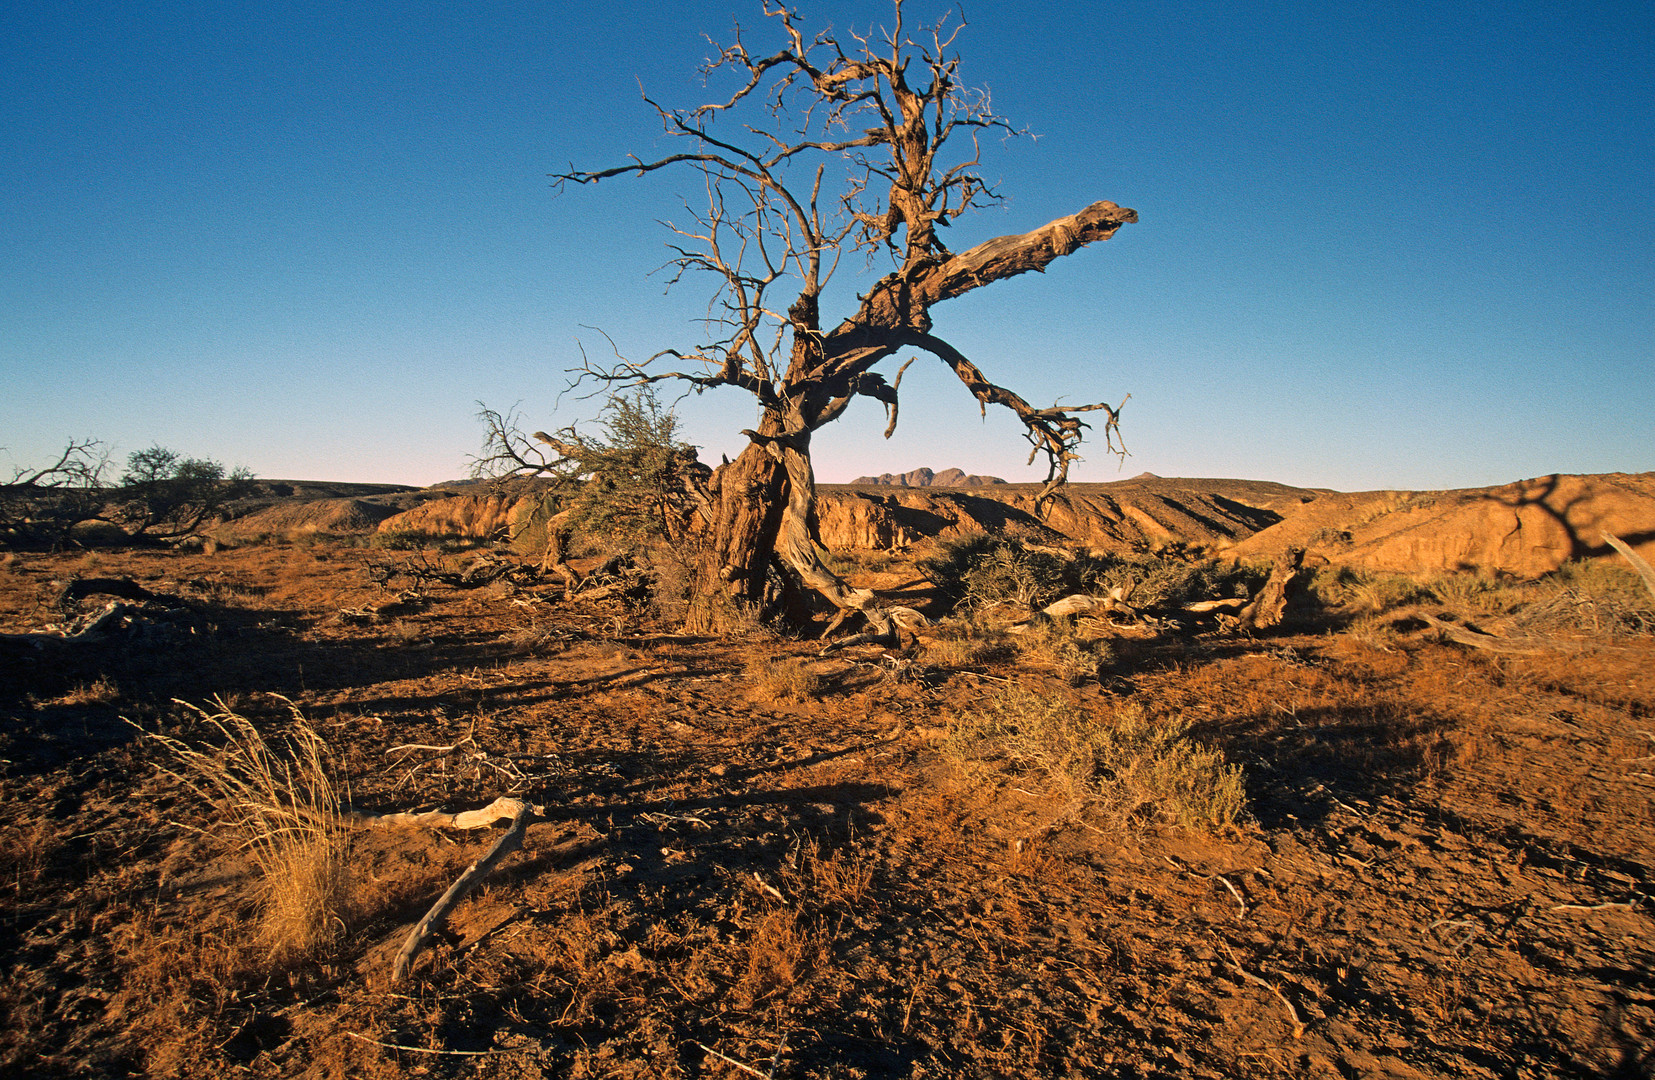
[1,541,1651,1078]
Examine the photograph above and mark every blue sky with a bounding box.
[3,0,1651,491]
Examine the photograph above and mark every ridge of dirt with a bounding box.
[1,543,1651,1078]
[1228,471,1655,578]
[207,472,1655,582]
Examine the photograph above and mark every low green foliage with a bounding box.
[112,446,255,541]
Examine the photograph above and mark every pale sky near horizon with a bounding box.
[4,1,1651,493]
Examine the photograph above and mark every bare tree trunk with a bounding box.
[684,415,881,635]
[684,427,788,633]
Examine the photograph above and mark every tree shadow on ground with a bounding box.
[1206,701,1455,830]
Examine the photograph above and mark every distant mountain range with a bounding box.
[848,467,1006,488]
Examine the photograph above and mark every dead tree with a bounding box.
[0,438,109,548]
[555,2,1137,632]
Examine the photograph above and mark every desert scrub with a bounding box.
[948,689,1247,831]
[144,697,351,964]
[1424,571,1520,617]
[744,656,824,702]
[1524,560,1655,635]
[922,622,1015,668]
[921,536,1083,611]
[921,536,1262,615]
[1308,566,1428,613]
[1014,617,1113,685]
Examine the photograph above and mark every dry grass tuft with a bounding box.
[801,841,875,909]
[949,689,1248,831]
[922,623,1015,669]
[1014,617,1112,684]
[744,656,824,702]
[144,697,351,964]
[735,906,819,1010]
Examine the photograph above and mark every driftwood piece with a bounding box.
[818,605,927,654]
[1182,598,1248,615]
[1409,610,1572,655]
[1238,547,1304,631]
[1041,587,1138,621]
[350,797,543,984]
[1,600,141,651]
[1602,531,1655,601]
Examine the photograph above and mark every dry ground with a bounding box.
[1,541,1651,1078]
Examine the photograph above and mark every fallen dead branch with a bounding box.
[343,1031,511,1057]
[693,1034,789,1080]
[1602,531,1655,601]
[1409,610,1574,655]
[1549,900,1636,913]
[1217,940,1306,1039]
[349,797,544,984]
[1164,855,1248,917]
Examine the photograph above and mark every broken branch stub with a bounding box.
[349,797,543,984]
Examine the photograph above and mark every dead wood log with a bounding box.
[1602,531,1655,601]
[818,605,926,653]
[349,797,543,984]
[1409,610,1574,655]
[1182,598,1249,614]
[55,576,158,607]
[0,600,141,651]
[1238,547,1304,631]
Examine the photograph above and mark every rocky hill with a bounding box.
[815,476,1311,553]
[212,470,1655,580]
[1225,471,1655,578]
[847,467,1006,487]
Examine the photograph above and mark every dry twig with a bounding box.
[1217,940,1306,1039]
[350,797,544,984]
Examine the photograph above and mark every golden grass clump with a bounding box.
[948,688,1247,832]
[146,697,351,964]
[743,656,824,702]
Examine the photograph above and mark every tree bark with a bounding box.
[684,423,789,633]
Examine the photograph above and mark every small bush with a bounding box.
[368,530,428,551]
[923,623,1016,669]
[1308,566,1427,613]
[1551,558,1655,607]
[922,537,1263,615]
[948,689,1247,831]
[1014,618,1112,685]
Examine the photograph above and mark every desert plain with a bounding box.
[2,471,1653,1078]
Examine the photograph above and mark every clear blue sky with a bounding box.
[4,0,1651,491]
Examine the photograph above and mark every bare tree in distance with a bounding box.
[0,438,110,548]
[550,0,1137,632]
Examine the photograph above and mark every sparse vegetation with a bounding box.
[0,438,110,548]
[3,472,1654,1077]
[1013,616,1113,685]
[143,698,351,964]
[743,655,824,702]
[948,688,1248,831]
[922,536,1264,616]
[109,446,256,542]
